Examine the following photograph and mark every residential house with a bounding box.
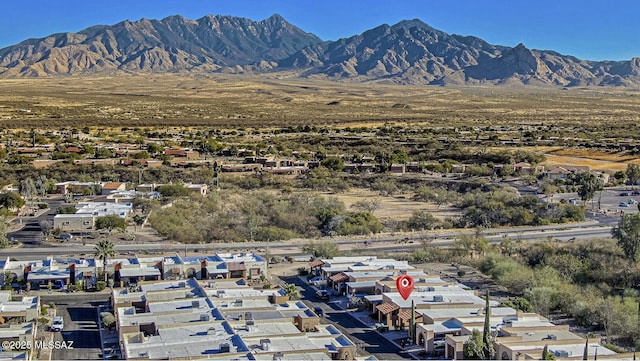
[390,164,406,174]
[101,182,126,195]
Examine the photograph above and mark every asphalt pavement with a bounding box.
[41,292,110,360]
[283,276,412,360]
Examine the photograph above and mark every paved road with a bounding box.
[0,221,617,260]
[41,292,110,360]
[7,197,67,247]
[284,276,411,360]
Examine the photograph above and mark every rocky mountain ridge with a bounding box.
[1,14,638,86]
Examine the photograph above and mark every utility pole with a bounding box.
[265,238,270,281]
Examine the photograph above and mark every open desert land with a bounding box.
[2,74,640,175]
[0,74,639,129]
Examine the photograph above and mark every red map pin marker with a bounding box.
[396,275,414,300]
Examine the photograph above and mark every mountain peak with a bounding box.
[392,18,433,31]
[0,14,638,86]
[513,43,528,50]
[0,13,323,74]
[267,14,286,22]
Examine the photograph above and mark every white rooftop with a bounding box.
[384,290,493,308]
[0,292,38,313]
[421,307,517,321]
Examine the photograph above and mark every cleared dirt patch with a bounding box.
[320,188,460,222]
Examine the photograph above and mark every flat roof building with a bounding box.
[113,278,356,360]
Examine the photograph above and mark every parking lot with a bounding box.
[550,186,640,216]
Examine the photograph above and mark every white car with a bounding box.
[308,276,326,286]
[51,316,64,332]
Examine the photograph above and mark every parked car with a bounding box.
[51,316,64,332]
[629,199,637,204]
[315,289,329,300]
[620,192,630,196]
[308,276,326,287]
[633,190,640,196]
[52,280,65,289]
[619,202,630,207]
[313,306,324,316]
[103,346,121,360]
[56,233,73,240]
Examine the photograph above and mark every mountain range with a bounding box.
[1,14,639,87]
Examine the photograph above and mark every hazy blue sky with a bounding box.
[1,0,638,61]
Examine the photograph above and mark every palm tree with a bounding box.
[95,239,115,283]
[283,283,298,299]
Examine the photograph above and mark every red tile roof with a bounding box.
[164,149,186,155]
[309,260,325,268]
[398,309,422,321]
[102,182,124,190]
[376,302,400,315]
[330,272,349,283]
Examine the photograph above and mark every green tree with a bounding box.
[94,148,113,159]
[321,157,344,171]
[575,172,602,213]
[0,218,9,250]
[283,283,299,299]
[303,241,339,259]
[627,164,640,187]
[405,211,440,231]
[337,212,382,235]
[19,178,36,202]
[132,151,150,159]
[542,344,555,360]
[501,297,533,312]
[157,184,191,198]
[0,192,25,211]
[482,290,494,359]
[612,213,640,262]
[56,206,77,214]
[351,200,380,214]
[100,311,116,328]
[94,239,116,282]
[95,215,126,232]
[132,214,145,226]
[462,329,484,360]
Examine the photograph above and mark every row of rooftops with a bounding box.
[54,201,132,219]
[310,256,624,360]
[0,253,266,286]
[0,253,264,269]
[113,278,358,360]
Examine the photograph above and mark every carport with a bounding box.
[26,268,69,290]
[119,267,161,286]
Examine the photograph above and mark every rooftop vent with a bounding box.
[192,300,200,309]
[260,339,271,351]
[554,350,570,357]
[433,295,444,302]
[178,282,186,288]
[220,343,230,353]
[200,314,210,321]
